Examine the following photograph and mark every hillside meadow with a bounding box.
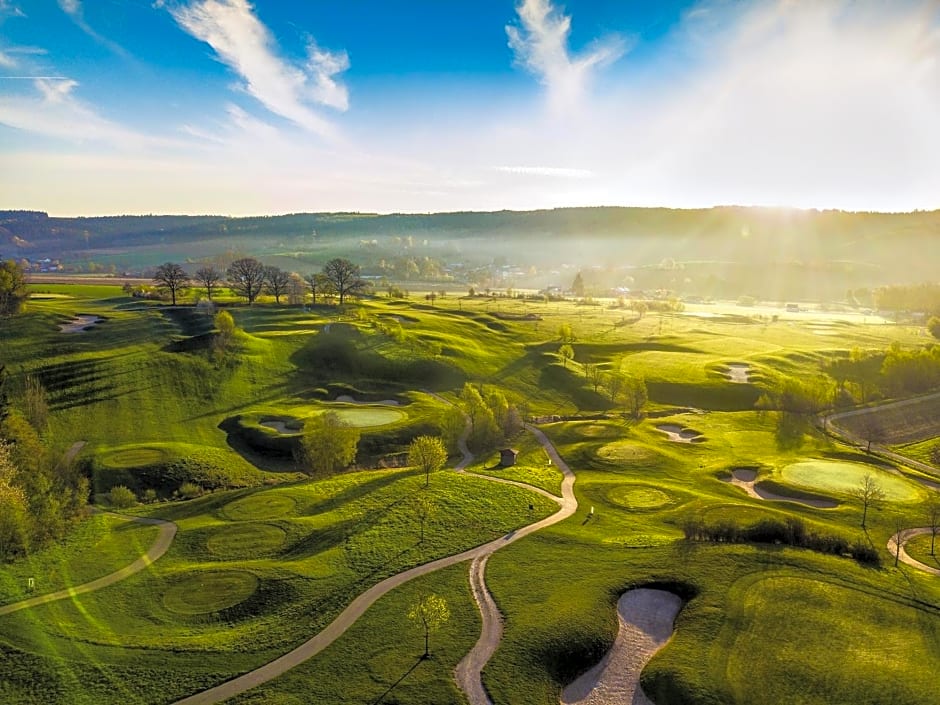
[0,283,938,704]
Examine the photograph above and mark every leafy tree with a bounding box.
[408,593,450,658]
[152,262,189,306]
[305,272,335,304]
[583,361,603,393]
[226,257,266,304]
[213,309,238,355]
[21,375,48,432]
[571,270,585,297]
[194,266,222,300]
[408,435,448,487]
[557,322,574,342]
[323,258,367,305]
[851,473,885,528]
[558,344,574,368]
[109,485,137,509]
[622,375,649,420]
[263,265,291,304]
[929,316,940,340]
[287,273,306,305]
[301,411,360,476]
[0,440,28,559]
[0,259,29,316]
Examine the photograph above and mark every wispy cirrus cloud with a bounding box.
[494,165,593,179]
[507,0,628,112]
[57,0,128,56]
[167,0,349,135]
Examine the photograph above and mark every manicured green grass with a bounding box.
[904,533,940,569]
[163,571,260,615]
[781,459,925,502]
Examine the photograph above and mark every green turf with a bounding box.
[163,571,260,615]
[781,460,925,502]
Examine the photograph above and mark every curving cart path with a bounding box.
[887,528,940,576]
[0,509,177,617]
[171,420,577,705]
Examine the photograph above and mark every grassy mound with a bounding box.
[163,571,259,615]
[606,484,674,510]
[596,441,656,463]
[206,523,287,559]
[92,442,264,496]
[781,460,923,502]
[224,492,297,521]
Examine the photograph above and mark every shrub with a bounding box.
[178,482,203,499]
[109,485,137,509]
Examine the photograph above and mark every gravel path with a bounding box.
[0,510,177,617]
[560,589,684,705]
[887,527,940,576]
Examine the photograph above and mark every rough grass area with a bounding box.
[834,394,940,445]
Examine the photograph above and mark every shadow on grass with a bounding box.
[372,657,424,705]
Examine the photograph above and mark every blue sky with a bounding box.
[1,0,939,215]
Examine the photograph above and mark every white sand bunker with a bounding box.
[561,588,683,705]
[335,395,400,406]
[59,315,101,333]
[726,364,750,384]
[724,468,838,509]
[656,424,704,443]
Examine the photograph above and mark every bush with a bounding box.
[178,482,204,499]
[928,316,940,340]
[109,485,137,509]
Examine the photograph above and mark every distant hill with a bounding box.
[3,207,938,300]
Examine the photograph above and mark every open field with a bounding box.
[1,284,938,705]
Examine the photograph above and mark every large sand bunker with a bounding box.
[561,588,683,705]
[726,364,750,384]
[657,424,704,443]
[59,315,101,333]
[724,467,839,508]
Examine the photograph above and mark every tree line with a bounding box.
[152,256,369,306]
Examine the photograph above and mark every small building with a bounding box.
[499,448,519,467]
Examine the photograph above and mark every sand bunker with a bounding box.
[726,364,750,384]
[335,395,400,406]
[59,315,101,333]
[561,588,683,705]
[260,420,296,434]
[657,424,704,443]
[724,467,839,509]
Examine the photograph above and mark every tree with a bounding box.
[851,473,885,528]
[927,498,940,556]
[323,258,367,305]
[109,485,137,509]
[301,411,360,476]
[583,361,603,393]
[571,271,585,297]
[263,265,291,304]
[152,262,189,306]
[21,375,48,432]
[857,414,886,453]
[411,494,436,543]
[928,316,940,340]
[194,266,223,300]
[408,593,450,658]
[623,375,649,420]
[557,322,574,342]
[226,257,266,304]
[305,272,335,304]
[213,309,237,357]
[287,273,306,306]
[408,435,448,487]
[558,344,574,368]
[0,440,27,559]
[0,259,28,317]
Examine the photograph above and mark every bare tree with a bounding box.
[323,258,367,305]
[857,414,886,453]
[851,473,885,528]
[411,494,436,543]
[623,375,649,420]
[927,498,940,556]
[304,272,334,304]
[194,266,222,300]
[263,265,291,304]
[152,262,189,306]
[287,273,306,306]
[583,361,603,393]
[894,513,904,567]
[226,257,266,304]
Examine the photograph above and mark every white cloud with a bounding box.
[0,50,15,69]
[57,0,128,56]
[168,0,349,136]
[507,0,628,112]
[494,165,593,179]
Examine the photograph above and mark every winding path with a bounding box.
[0,510,177,617]
[887,528,940,576]
[171,419,577,705]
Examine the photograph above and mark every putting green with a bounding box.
[163,571,259,615]
[781,460,922,502]
[574,422,622,439]
[597,441,655,463]
[99,446,168,468]
[606,484,673,510]
[224,492,297,521]
[206,523,287,558]
[316,406,405,427]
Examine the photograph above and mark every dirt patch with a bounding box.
[59,315,101,333]
[560,588,683,705]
